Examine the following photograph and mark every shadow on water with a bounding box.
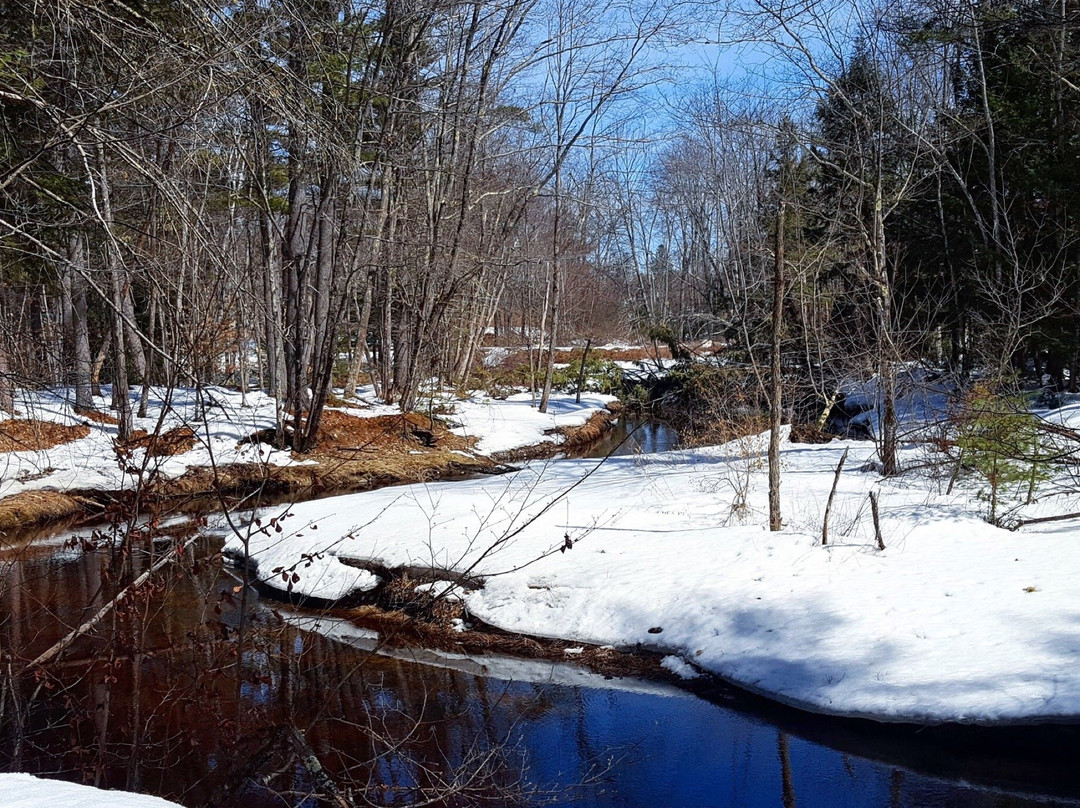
[1,524,1079,808]
[573,415,680,458]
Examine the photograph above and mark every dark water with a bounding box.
[1,520,1078,806]
[578,416,679,457]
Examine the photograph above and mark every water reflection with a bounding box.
[0,532,1078,807]
[578,416,680,458]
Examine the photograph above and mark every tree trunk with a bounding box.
[121,279,146,383]
[137,292,157,418]
[872,184,897,476]
[91,332,110,399]
[97,143,132,440]
[69,235,93,411]
[345,276,373,397]
[575,338,592,404]
[539,166,563,414]
[0,344,14,414]
[769,201,785,532]
[539,259,561,413]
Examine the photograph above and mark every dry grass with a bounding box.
[78,408,119,425]
[0,420,90,452]
[550,346,671,364]
[125,426,198,457]
[151,446,497,502]
[311,410,474,456]
[494,409,615,462]
[0,490,95,535]
[789,423,835,444]
[560,410,614,448]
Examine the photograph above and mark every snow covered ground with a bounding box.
[0,387,614,499]
[0,386,304,500]
[221,427,1080,725]
[442,391,616,455]
[1,773,182,807]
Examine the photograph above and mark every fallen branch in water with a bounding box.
[27,533,200,670]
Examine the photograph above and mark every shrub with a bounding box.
[953,385,1050,525]
[551,357,624,395]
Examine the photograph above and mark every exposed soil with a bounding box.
[0,419,90,452]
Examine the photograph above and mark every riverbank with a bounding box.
[222,422,1080,727]
[0,386,617,534]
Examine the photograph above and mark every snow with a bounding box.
[661,655,701,679]
[0,386,309,499]
[841,365,954,438]
[222,430,1080,726]
[0,386,612,497]
[0,773,182,808]
[442,391,616,455]
[481,346,514,368]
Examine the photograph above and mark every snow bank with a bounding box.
[222,435,1080,725]
[1,773,182,808]
[444,391,616,455]
[841,365,953,438]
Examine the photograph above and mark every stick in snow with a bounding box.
[869,491,885,551]
[822,447,849,546]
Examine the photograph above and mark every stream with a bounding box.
[1,421,1079,807]
[576,415,680,457]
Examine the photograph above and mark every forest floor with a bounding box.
[0,385,617,534]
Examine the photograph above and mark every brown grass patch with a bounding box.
[151,444,499,502]
[494,409,615,462]
[559,410,615,448]
[0,420,90,452]
[125,426,198,457]
[78,408,119,425]
[789,423,835,444]
[308,410,474,456]
[0,490,97,535]
[553,346,672,363]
